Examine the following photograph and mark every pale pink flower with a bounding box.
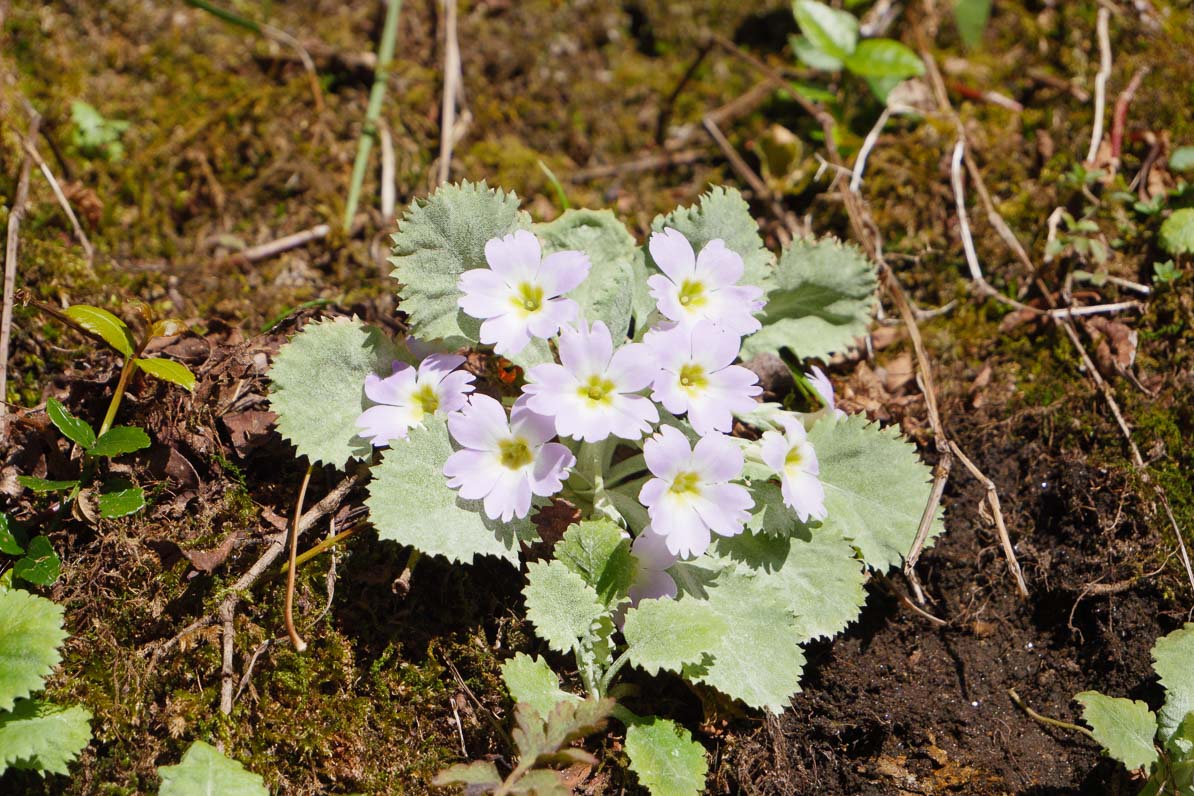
[807,365,846,420]
[628,525,679,605]
[759,418,827,523]
[646,228,764,336]
[357,354,475,446]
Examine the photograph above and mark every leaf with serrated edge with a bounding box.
[1153,624,1194,750]
[98,486,145,519]
[741,236,877,361]
[62,305,134,356]
[157,741,268,796]
[680,567,805,713]
[13,536,60,586]
[500,653,579,718]
[625,716,708,796]
[809,414,942,572]
[556,519,636,606]
[0,701,92,776]
[366,417,537,564]
[390,181,530,345]
[715,528,866,642]
[87,426,151,457]
[651,186,774,291]
[135,357,196,391]
[523,561,606,653]
[537,209,637,342]
[622,598,725,676]
[1076,692,1159,770]
[511,769,569,795]
[268,316,403,468]
[432,760,502,788]
[0,590,67,711]
[46,399,95,449]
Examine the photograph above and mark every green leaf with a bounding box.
[790,34,844,71]
[555,519,636,606]
[0,514,23,556]
[622,598,725,676]
[500,653,579,718]
[0,700,92,776]
[509,769,570,794]
[1170,146,1194,173]
[1160,208,1194,256]
[681,567,806,713]
[268,317,404,468]
[432,760,503,789]
[953,0,992,48]
[1152,624,1194,751]
[98,485,145,519]
[809,414,942,572]
[13,537,61,586]
[62,305,134,356]
[651,187,774,291]
[135,357,196,391]
[523,560,606,653]
[741,236,878,361]
[366,417,537,565]
[16,476,79,493]
[87,426,151,457]
[1075,692,1159,770]
[625,716,708,796]
[46,398,95,449]
[793,0,859,61]
[844,39,925,79]
[715,528,866,642]
[512,697,612,765]
[863,75,905,102]
[390,181,530,345]
[537,209,638,342]
[157,740,268,796]
[0,589,67,711]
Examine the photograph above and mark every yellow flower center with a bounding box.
[498,437,534,470]
[678,363,707,392]
[677,279,706,309]
[784,446,805,479]
[410,383,440,420]
[669,471,701,495]
[577,374,616,406]
[510,282,544,316]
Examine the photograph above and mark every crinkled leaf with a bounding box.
[745,480,806,538]
[46,398,95,449]
[87,426,151,458]
[625,716,708,796]
[500,653,579,718]
[793,0,859,61]
[513,697,613,764]
[135,357,196,391]
[0,700,92,776]
[0,589,67,711]
[62,305,134,356]
[1160,208,1194,256]
[432,760,502,790]
[16,476,79,493]
[555,519,635,606]
[98,485,145,519]
[622,598,725,676]
[1153,624,1194,751]
[390,181,530,345]
[715,528,866,642]
[13,536,60,586]
[523,561,606,653]
[0,514,23,556]
[366,417,537,565]
[157,740,268,796]
[268,316,403,468]
[651,186,774,290]
[790,34,844,71]
[1076,692,1159,770]
[809,414,942,572]
[953,0,992,49]
[509,769,570,794]
[742,236,878,361]
[680,567,806,713]
[844,39,925,79]
[537,209,638,342]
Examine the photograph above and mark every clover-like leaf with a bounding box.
[741,236,878,361]
[268,316,404,468]
[0,700,92,776]
[793,0,859,61]
[390,181,530,345]
[809,414,942,572]
[0,589,67,711]
[621,598,725,676]
[1152,623,1194,751]
[651,186,774,290]
[87,426,151,458]
[555,519,636,607]
[537,209,638,342]
[62,305,134,356]
[46,398,95,449]
[500,653,579,718]
[1076,692,1159,771]
[16,477,79,493]
[157,740,268,796]
[523,561,606,654]
[13,536,61,587]
[135,357,196,391]
[625,716,708,796]
[366,417,537,565]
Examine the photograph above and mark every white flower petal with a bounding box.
[485,230,542,283]
[538,250,591,297]
[648,227,697,282]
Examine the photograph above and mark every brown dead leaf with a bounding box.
[183,531,242,573]
[1085,316,1138,379]
[970,363,993,409]
[222,410,278,457]
[881,352,916,393]
[147,446,200,489]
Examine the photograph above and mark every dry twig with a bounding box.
[1085,8,1112,164]
[949,441,1028,597]
[22,139,93,262]
[1,112,40,437]
[436,0,463,186]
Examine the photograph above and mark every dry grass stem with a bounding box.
[1,112,39,436]
[1085,8,1112,164]
[949,441,1029,597]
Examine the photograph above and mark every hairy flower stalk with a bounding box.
[356,354,475,446]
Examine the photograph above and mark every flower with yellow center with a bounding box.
[356,354,475,447]
[759,417,826,523]
[645,228,764,335]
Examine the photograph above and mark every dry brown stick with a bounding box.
[380,123,396,219]
[571,149,712,182]
[702,116,795,246]
[284,464,314,654]
[22,139,93,263]
[1085,7,1112,164]
[1,112,40,438]
[949,440,1028,597]
[1110,66,1148,165]
[436,0,461,186]
[215,223,330,267]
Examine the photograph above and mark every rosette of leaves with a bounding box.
[0,589,92,777]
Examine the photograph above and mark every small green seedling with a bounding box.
[157,740,267,795]
[70,100,130,162]
[0,513,60,588]
[1159,208,1194,257]
[1153,260,1181,285]
[1046,211,1110,265]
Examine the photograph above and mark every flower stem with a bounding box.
[97,355,136,437]
[280,520,364,574]
[597,648,633,696]
[285,464,314,653]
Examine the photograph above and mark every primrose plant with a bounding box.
[268,182,943,794]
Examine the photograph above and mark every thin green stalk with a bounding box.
[538,160,570,211]
[1007,688,1097,741]
[183,0,260,33]
[597,648,632,696]
[97,355,136,436]
[343,0,403,231]
[280,520,364,574]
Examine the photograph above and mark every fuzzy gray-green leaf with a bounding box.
[500,653,579,718]
[1076,692,1159,770]
[0,590,67,711]
[1152,623,1194,751]
[625,716,708,796]
[523,560,606,653]
[0,700,92,776]
[651,187,774,290]
[555,519,636,606]
[622,598,725,676]
[157,740,268,796]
